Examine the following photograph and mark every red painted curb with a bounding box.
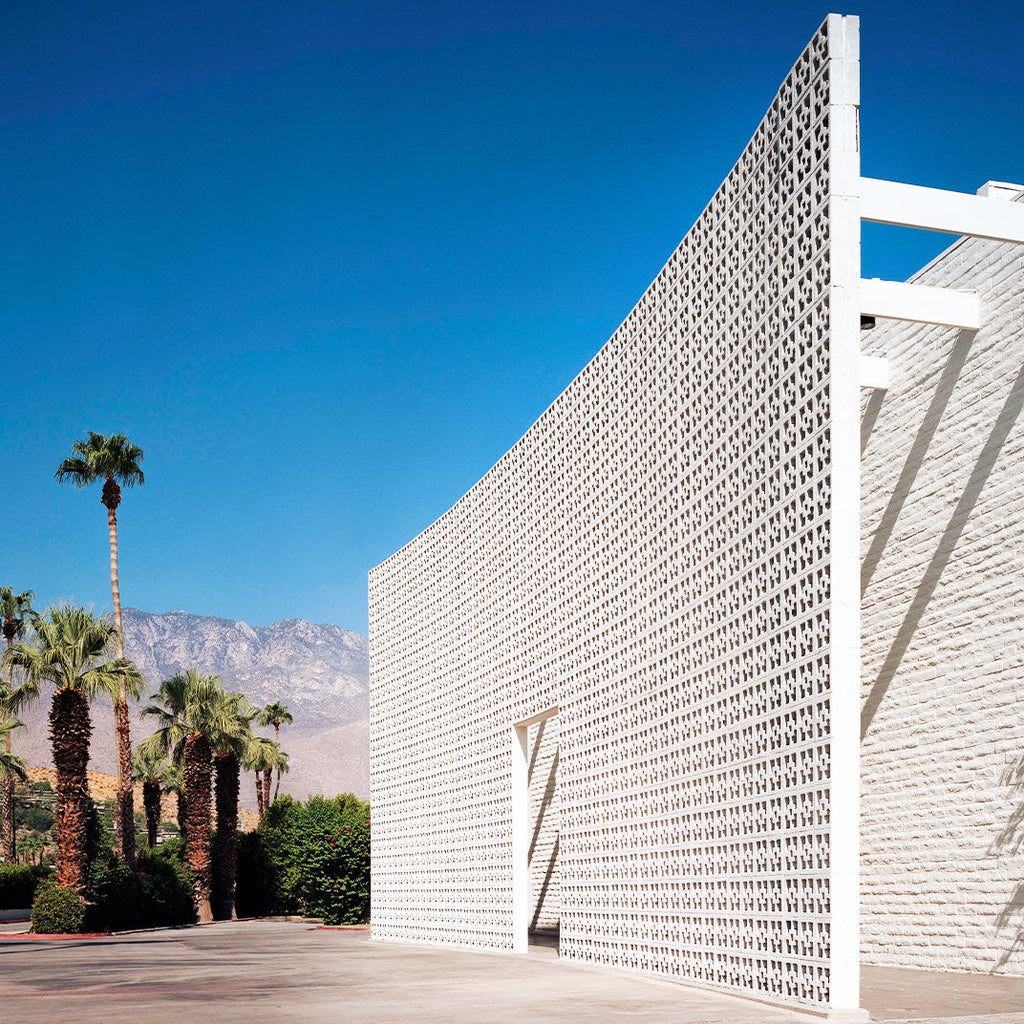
[315,925,369,931]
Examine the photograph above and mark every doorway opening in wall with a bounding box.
[512,707,560,956]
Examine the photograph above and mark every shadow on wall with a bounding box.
[860,320,1024,970]
[993,757,1024,970]
[860,351,1024,739]
[528,718,559,936]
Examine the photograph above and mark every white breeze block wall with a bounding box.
[370,16,860,1010]
[860,199,1024,973]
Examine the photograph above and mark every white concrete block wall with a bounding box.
[860,197,1024,973]
[370,16,860,1011]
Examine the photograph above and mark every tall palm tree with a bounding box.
[210,690,255,920]
[1,587,35,861]
[257,701,292,800]
[142,668,226,922]
[267,745,289,806]
[55,432,145,866]
[6,607,142,890]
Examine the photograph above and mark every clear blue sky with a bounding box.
[2,2,1021,634]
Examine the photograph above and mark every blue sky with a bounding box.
[2,1,1022,633]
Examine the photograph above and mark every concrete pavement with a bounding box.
[1,921,1023,1023]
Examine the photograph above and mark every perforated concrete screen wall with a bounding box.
[369,14,863,1015]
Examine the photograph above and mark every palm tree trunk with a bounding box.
[142,779,161,848]
[183,731,213,922]
[255,774,264,819]
[262,766,271,813]
[50,688,92,892]
[176,786,188,843]
[212,751,239,920]
[105,493,136,868]
[2,652,16,861]
[273,722,282,804]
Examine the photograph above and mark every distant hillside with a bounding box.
[15,609,370,805]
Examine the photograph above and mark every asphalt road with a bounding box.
[3,921,1024,1023]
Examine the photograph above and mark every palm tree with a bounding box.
[5,607,142,890]
[139,670,190,839]
[243,736,276,820]
[55,432,145,866]
[210,690,255,920]
[1,587,35,861]
[267,745,289,806]
[132,745,168,849]
[257,702,292,800]
[142,668,226,922]
[0,718,28,788]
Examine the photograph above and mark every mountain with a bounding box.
[14,609,370,806]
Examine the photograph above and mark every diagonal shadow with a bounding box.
[861,387,886,456]
[993,757,1024,969]
[528,746,558,864]
[861,357,1024,739]
[530,835,560,932]
[527,718,545,783]
[861,328,976,599]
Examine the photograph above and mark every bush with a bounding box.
[0,864,49,909]
[31,882,85,934]
[86,849,196,932]
[86,856,142,931]
[235,794,370,924]
[136,850,196,928]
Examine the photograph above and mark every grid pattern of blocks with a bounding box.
[370,17,855,1010]
[860,210,1024,972]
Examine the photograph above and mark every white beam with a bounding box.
[860,278,980,330]
[860,354,889,391]
[861,177,1024,244]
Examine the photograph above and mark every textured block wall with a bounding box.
[370,16,859,1010]
[860,200,1024,972]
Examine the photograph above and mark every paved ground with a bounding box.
[2,921,1023,1023]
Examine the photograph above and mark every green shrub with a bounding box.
[299,802,370,925]
[0,864,49,908]
[86,856,143,931]
[235,794,370,924]
[136,849,196,928]
[85,848,196,932]
[31,882,85,934]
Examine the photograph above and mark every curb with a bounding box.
[0,931,111,940]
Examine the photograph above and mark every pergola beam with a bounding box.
[860,278,980,330]
[861,177,1024,244]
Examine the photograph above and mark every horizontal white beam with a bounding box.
[861,278,980,330]
[860,354,889,391]
[861,177,1024,244]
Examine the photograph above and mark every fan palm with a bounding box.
[243,736,277,820]
[142,669,227,921]
[6,606,143,890]
[209,690,255,919]
[132,745,169,849]
[1,587,35,861]
[55,432,145,866]
[0,718,28,786]
[257,701,292,800]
